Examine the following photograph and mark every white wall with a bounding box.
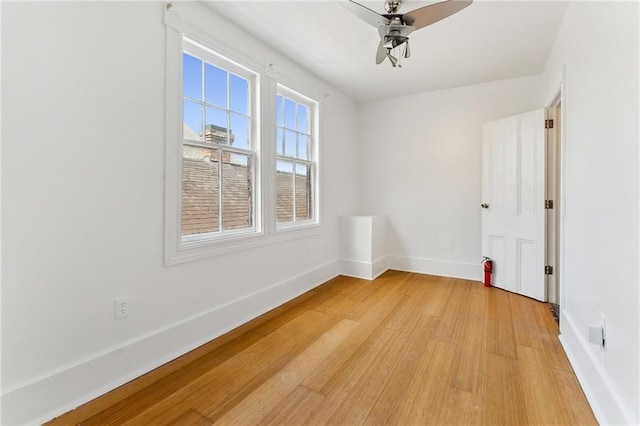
[358,75,543,280]
[1,2,359,424]
[339,215,388,279]
[542,2,639,424]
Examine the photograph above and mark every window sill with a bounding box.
[165,223,323,266]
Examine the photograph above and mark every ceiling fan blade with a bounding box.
[403,0,472,30]
[376,38,387,64]
[339,0,390,27]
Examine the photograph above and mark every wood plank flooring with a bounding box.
[47,271,597,425]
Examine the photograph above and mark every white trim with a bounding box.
[166,33,262,263]
[164,23,183,265]
[164,2,263,74]
[340,256,389,281]
[163,4,325,266]
[275,84,320,229]
[545,67,567,311]
[0,3,3,424]
[559,310,636,425]
[387,255,482,281]
[269,63,324,107]
[558,66,568,312]
[166,223,323,266]
[2,260,340,426]
[371,256,389,280]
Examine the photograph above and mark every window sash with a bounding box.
[275,86,317,228]
[275,157,314,225]
[181,38,258,241]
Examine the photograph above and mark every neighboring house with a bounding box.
[181,124,310,234]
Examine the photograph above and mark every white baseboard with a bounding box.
[339,256,389,280]
[559,309,637,425]
[1,260,340,426]
[387,255,482,281]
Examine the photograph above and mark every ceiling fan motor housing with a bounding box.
[384,0,402,13]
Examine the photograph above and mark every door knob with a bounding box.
[481,203,489,209]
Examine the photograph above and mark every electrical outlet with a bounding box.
[588,314,606,347]
[306,246,313,258]
[115,297,130,320]
[444,240,453,250]
[588,325,604,346]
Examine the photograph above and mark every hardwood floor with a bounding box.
[47,271,597,425]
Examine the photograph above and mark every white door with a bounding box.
[481,109,546,301]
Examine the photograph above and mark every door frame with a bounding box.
[546,82,566,310]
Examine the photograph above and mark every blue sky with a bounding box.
[183,53,249,148]
[276,95,309,161]
[183,53,310,164]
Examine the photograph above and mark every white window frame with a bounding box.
[181,39,259,242]
[165,33,264,265]
[275,84,319,231]
[164,3,323,266]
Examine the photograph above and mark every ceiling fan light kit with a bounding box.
[340,0,473,67]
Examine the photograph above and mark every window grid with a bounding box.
[182,56,251,148]
[276,92,315,226]
[182,42,256,241]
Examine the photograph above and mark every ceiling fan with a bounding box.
[339,0,472,67]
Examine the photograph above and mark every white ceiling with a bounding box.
[203,1,569,102]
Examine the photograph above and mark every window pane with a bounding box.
[284,130,296,157]
[182,146,219,235]
[205,63,227,108]
[297,104,308,133]
[295,163,312,221]
[229,74,248,115]
[276,160,294,223]
[183,53,202,100]
[298,134,308,160]
[183,100,203,141]
[222,153,252,231]
[284,98,296,129]
[205,107,228,144]
[229,113,250,149]
[276,95,283,126]
[276,127,283,155]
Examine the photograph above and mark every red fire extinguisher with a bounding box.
[482,257,493,287]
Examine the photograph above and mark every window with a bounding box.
[181,39,258,242]
[275,87,318,227]
[165,19,322,264]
